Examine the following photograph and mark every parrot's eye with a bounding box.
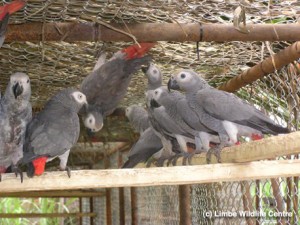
[27,79,30,83]
[154,91,158,95]
[180,73,186,79]
[78,94,82,99]
[89,119,93,123]
[153,69,157,74]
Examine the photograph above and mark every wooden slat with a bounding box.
[0,190,104,198]
[137,131,300,167]
[0,159,300,192]
[0,212,96,218]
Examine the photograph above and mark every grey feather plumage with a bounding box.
[0,72,32,179]
[22,88,87,177]
[125,105,150,134]
[80,51,152,132]
[122,127,163,168]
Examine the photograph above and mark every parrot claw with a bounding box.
[182,152,195,166]
[12,166,23,183]
[146,158,155,168]
[166,154,182,166]
[154,157,168,167]
[206,146,222,164]
[66,167,71,178]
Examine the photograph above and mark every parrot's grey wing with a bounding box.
[176,97,215,133]
[23,108,79,163]
[122,127,162,168]
[92,52,107,72]
[153,107,193,138]
[197,89,289,134]
[81,56,151,116]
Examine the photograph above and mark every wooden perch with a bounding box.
[0,159,300,192]
[218,41,300,92]
[138,131,300,166]
[0,132,299,192]
[5,23,300,42]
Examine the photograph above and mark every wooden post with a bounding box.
[178,185,191,225]
[5,23,300,42]
[90,197,94,225]
[218,42,300,92]
[79,197,83,225]
[270,179,286,225]
[130,187,138,225]
[104,156,112,225]
[255,180,260,225]
[118,152,125,225]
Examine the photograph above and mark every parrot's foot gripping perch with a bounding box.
[60,166,71,178]
[166,152,195,166]
[206,145,222,164]
[12,165,23,183]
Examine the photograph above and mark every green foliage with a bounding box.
[0,197,78,225]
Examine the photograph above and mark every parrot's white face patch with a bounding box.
[148,64,161,81]
[72,91,87,105]
[10,72,31,94]
[153,87,163,101]
[84,113,103,132]
[176,71,194,85]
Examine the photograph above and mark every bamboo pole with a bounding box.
[5,23,300,42]
[218,42,300,92]
[0,160,300,192]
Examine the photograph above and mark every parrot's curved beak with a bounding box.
[167,77,180,92]
[12,82,23,99]
[150,99,161,108]
[141,65,150,74]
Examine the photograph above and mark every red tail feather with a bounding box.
[32,156,48,176]
[121,42,156,60]
[252,134,263,141]
[0,166,6,174]
[0,0,26,20]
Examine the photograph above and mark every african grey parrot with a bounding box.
[80,43,155,133]
[125,105,150,134]
[168,69,290,162]
[123,105,162,168]
[122,127,163,168]
[22,88,87,178]
[142,62,162,90]
[0,72,32,182]
[151,86,220,163]
[0,1,26,47]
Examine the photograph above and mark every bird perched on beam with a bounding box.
[168,69,290,163]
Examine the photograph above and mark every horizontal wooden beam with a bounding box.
[0,159,299,192]
[137,131,300,167]
[0,212,96,218]
[0,190,104,198]
[5,22,300,42]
